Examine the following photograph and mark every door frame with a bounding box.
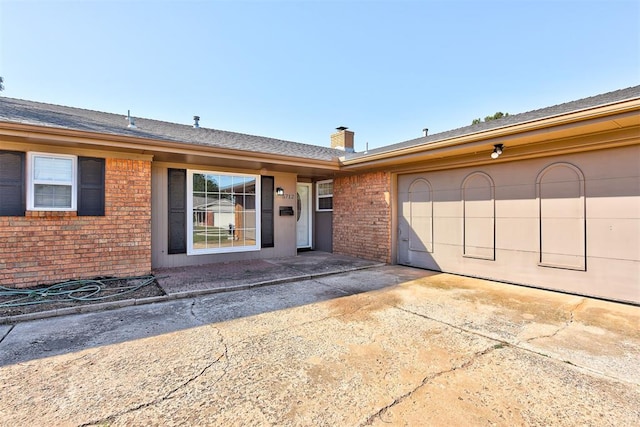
[296,182,313,249]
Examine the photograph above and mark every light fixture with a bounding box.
[491,144,504,159]
[276,187,285,196]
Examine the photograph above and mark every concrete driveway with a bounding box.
[0,266,638,426]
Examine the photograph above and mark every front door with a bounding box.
[296,183,312,248]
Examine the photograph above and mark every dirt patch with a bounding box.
[0,276,165,318]
[574,305,640,339]
[326,291,401,322]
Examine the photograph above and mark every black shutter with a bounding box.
[77,157,105,216]
[168,168,187,254]
[261,176,274,248]
[0,151,25,216]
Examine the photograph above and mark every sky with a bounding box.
[0,0,638,151]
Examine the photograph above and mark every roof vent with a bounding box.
[423,128,428,137]
[193,115,200,128]
[126,110,136,129]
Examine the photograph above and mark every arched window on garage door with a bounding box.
[536,162,586,270]
[462,172,495,260]
[408,178,433,253]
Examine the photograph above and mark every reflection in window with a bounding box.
[188,171,259,254]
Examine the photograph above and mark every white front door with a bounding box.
[296,183,312,248]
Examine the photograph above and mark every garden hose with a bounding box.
[0,275,156,308]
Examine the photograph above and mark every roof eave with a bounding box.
[340,98,640,168]
[0,121,342,172]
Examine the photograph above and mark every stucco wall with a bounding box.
[0,158,152,288]
[332,171,391,263]
[151,163,298,268]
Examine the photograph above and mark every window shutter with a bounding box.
[78,157,105,216]
[0,151,25,216]
[168,168,187,254]
[261,176,274,248]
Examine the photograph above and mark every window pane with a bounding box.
[243,177,255,194]
[190,171,259,254]
[318,181,333,196]
[318,197,333,210]
[34,184,72,208]
[220,175,232,194]
[206,175,219,193]
[34,156,73,182]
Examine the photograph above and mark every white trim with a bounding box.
[186,169,261,255]
[27,152,77,211]
[315,179,333,212]
[297,182,313,248]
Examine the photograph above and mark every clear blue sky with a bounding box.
[1,0,638,150]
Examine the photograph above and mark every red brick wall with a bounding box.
[0,158,152,288]
[332,171,391,263]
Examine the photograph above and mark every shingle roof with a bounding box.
[2,85,638,163]
[0,98,343,161]
[344,85,640,160]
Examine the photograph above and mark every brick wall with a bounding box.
[0,158,152,288]
[332,171,391,263]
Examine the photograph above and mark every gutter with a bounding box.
[0,122,342,171]
[339,98,640,167]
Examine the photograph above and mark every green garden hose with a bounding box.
[0,275,156,308]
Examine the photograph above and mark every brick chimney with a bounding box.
[331,126,355,152]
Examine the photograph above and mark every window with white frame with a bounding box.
[187,170,260,255]
[28,152,77,210]
[316,179,333,211]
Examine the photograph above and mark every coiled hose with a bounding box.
[0,275,157,308]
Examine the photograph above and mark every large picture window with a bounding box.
[187,170,260,254]
[28,152,77,211]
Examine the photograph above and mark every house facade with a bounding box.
[1,86,639,304]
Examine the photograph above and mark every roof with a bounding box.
[344,85,640,160]
[0,98,343,162]
[1,85,638,165]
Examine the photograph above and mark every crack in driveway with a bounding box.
[189,298,209,325]
[525,298,586,343]
[394,306,511,348]
[360,343,502,426]
[0,325,14,345]
[79,326,229,427]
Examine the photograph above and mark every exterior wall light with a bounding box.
[276,187,285,196]
[491,144,504,159]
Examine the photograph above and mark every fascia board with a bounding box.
[0,122,341,171]
[340,99,640,166]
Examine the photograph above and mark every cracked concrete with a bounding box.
[0,324,12,345]
[362,343,502,425]
[525,298,587,343]
[0,266,638,426]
